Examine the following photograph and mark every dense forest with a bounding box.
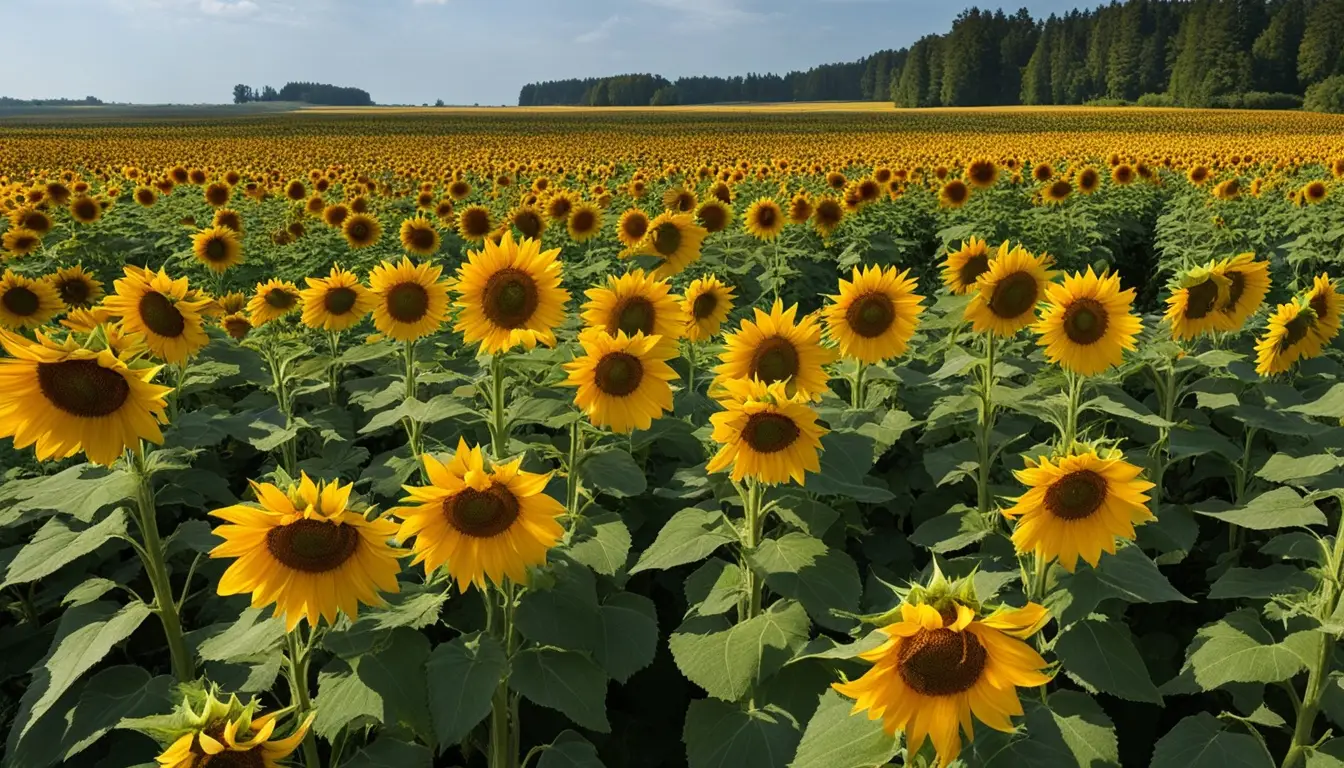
[517,0,1344,111]
[0,96,104,107]
[232,82,373,106]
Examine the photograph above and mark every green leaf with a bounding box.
[342,737,433,768]
[1054,619,1162,703]
[1196,487,1327,530]
[669,601,811,702]
[789,690,899,768]
[683,699,800,768]
[509,648,610,733]
[537,730,605,768]
[1150,713,1275,768]
[63,665,173,760]
[1209,565,1316,599]
[516,557,602,652]
[565,511,632,576]
[426,631,508,747]
[629,507,737,574]
[1038,690,1121,768]
[580,447,647,498]
[1089,545,1192,604]
[313,628,434,747]
[769,495,840,538]
[921,439,979,488]
[1085,392,1174,427]
[1257,453,1344,485]
[1307,739,1344,767]
[1288,383,1344,419]
[2,509,127,588]
[197,608,285,662]
[1167,610,1316,692]
[0,464,136,524]
[685,558,745,617]
[750,533,861,631]
[595,592,658,683]
[364,587,449,630]
[789,631,886,664]
[909,505,992,554]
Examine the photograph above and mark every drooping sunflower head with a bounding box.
[203,181,232,208]
[210,473,401,630]
[965,242,1054,337]
[48,265,104,309]
[706,377,827,486]
[152,704,314,768]
[369,258,451,342]
[217,291,247,315]
[1034,268,1142,377]
[825,264,925,363]
[1213,177,1241,200]
[1163,262,1233,340]
[246,278,302,327]
[342,212,382,249]
[694,199,732,234]
[812,196,846,238]
[787,194,813,224]
[221,312,253,340]
[714,298,836,400]
[1306,273,1343,348]
[458,204,494,243]
[69,196,102,224]
[563,329,679,433]
[300,266,376,332]
[453,231,568,353]
[941,236,992,295]
[212,208,243,233]
[582,268,686,353]
[617,208,651,247]
[1076,166,1101,194]
[662,185,697,213]
[567,202,603,242]
[399,217,441,256]
[939,179,970,208]
[680,275,737,343]
[1003,449,1155,571]
[743,198,786,242]
[392,439,564,592]
[12,206,54,235]
[1212,252,1271,330]
[628,212,708,279]
[3,226,44,257]
[191,226,243,274]
[510,205,546,240]
[323,202,350,229]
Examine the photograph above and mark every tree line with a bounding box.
[517,0,1344,110]
[232,82,373,107]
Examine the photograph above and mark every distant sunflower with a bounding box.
[663,185,698,213]
[1111,164,1135,185]
[458,205,494,243]
[48,265,104,309]
[564,330,678,433]
[510,205,546,240]
[212,208,243,233]
[812,196,846,238]
[1003,449,1155,571]
[567,202,603,242]
[941,236,992,295]
[680,275,736,342]
[1301,180,1329,205]
[1076,167,1101,194]
[399,217,441,256]
[323,203,350,229]
[305,194,326,217]
[825,264,924,363]
[102,266,211,363]
[435,198,455,221]
[1306,273,1342,347]
[2,227,42,257]
[300,266,376,332]
[210,474,401,631]
[1163,263,1233,341]
[628,212,708,279]
[965,159,999,189]
[453,231,568,353]
[284,179,306,201]
[1213,253,1271,330]
[965,243,1054,337]
[0,329,171,466]
[68,196,101,225]
[343,213,382,249]
[203,181,232,208]
[191,226,243,274]
[1213,178,1241,200]
[582,269,686,353]
[1043,178,1072,204]
[246,279,302,327]
[1035,268,1142,376]
[369,258,450,342]
[221,312,252,340]
[788,194,813,224]
[715,298,835,400]
[545,192,575,222]
[939,179,970,208]
[743,198,786,241]
[11,207,54,236]
[134,186,158,207]
[393,439,564,592]
[694,199,732,234]
[617,209,651,248]
[706,377,827,485]
[1187,166,1210,186]
[448,180,472,201]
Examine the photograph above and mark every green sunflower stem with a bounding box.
[1151,358,1181,522]
[488,581,520,768]
[262,343,298,476]
[169,359,189,423]
[1061,370,1084,454]
[130,450,194,683]
[284,629,320,768]
[851,360,867,410]
[326,330,343,406]
[976,333,998,519]
[738,479,766,708]
[685,340,698,400]
[489,354,510,459]
[565,420,586,527]
[401,339,424,471]
[1282,506,1344,768]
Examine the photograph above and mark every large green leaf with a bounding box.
[565,511,632,576]
[630,507,737,574]
[909,504,993,554]
[595,592,659,683]
[1195,487,1327,529]
[1257,453,1344,485]
[683,699,801,768]
[750,533,861,631]
[509,648,610,732]
[1150,713,1274,768]
[538,730,606,768]
[685,558,745,617]
[1165,609,1316,692]
[515,558,603,652]
[426,631,508,747]
[580,447,647,498]
[1,509,127,588]
[62,666,173,761]
[342,737,434,768]
[789,690,899,768]
[196,608,285,662]
[313,628,434,747]
[0,464,136,525]
[1054,619,1162,703]
[669,601,811,702]
[1086,544,1192,604]
[1208,565,1316,599]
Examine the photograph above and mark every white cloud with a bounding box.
[200,0,259,15]
[638,0,762,29]
[575,15,620,44]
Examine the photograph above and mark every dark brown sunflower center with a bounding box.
[750,336,798,384]
[816,202,843,226]
[1281,314,1314,351]
[692,292,718,320]
[1312,291,1331,319]
[138,291,186,337]
[463,209,491,236]
[482,268,539,329]
[897,628,987,696]
[265,519,359,573]
[1062,298,1108,345]
[36,358,131,418]
[572,210,596,233]
[2,286,40,316]
[56,278,91,307]
[515,212,543,239]
[623,217,649,241]
[1045,469,1108,520]
[386,282,430,323]
[445,484,520,538]
[1081,170,1099,189]
[265,289,297,310]
[613,296,655,336]
[742,412,801,453]
[595,351,644,396]
[653,222,681,256]
[846,292,895,338]
[1223,271,1246,310]
[204,238,229,262]
[324,287,358,315]
[958,254,990,288]
[754,206,777,228]
[1184,279,1220,321]
[73,199,98,220]
[348,221,371,241]
[407,225,437,250]
[989,271,1039,319]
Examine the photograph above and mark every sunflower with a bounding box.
[965,243,1054,337]
[941,237,992,295]
[939,179,970,208]
[545,192,575,222]
[743,198,786,241]
[154,708,313,768]
[695,199,732,234]
[1213,253,1271,330]
[392,439,564,591]
[1034,268,1142,376]
[369,258,450,342]
[217,291,247,315]
[833,599,1050,768]
[681,275,736,342]
[582,269,686,356]
[1163,263,1233,341]
[246,279,302,327]
[714,298,834,400]
[453,231,568,353]
[662,185,697,213]
[1306,273,1342,346]
[964,159,999,189]
[203,181,232,208]
[510,205,546,240]
[190,226,243,274]
[0,270,61,329]
[825,264,924,363]
[323,203,350,229]
[1042,178,1072,204]
[1031,162,1053,182]
[1111,164,1136,185]
[342,212,382,249]
[399,217,441,256]
[300,266,376,332]
[448,180,472,201]
[11,207,54,236]
[3,227,43,257]
[706,378,826,485]
[61,306,114,333]
[1213,178,1241,200]
[1076,167,1101,194]
[458,205,494,243]
[212,208,243,233]
[221,312,252,340]
[567,202,603,242]
[564,330,678,433]
[1255,300,1321,375]
[210,474,401,631]
[786,194,813,225]
[812,196,845,238]
[48,265,104,309]
[626,212,708,279]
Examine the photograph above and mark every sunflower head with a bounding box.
[300,266,376,332]
[743,198,786,241]
[582,269,685,354]
[191,226,243,274]
[1035,268,1142,376]
[510,205,546,240]
[941,236,991,295]
[705,377,828,486]
[563,329,679,433]
[343,213,382,249]
[246,278,302,327]
[458,205,494,243]
[787,194,813,224]
[939,179,970,208]
[567,202,603,242]
[826,264,925,363]
[212,208,243,233]
[203,181,232,208]
[369,258,451,342]
[1163,262,1233,340]
[48,265,104,309]
[694,199,732,234]
[545,192,574,221]
[681,275,737,343]
[453,231,568,353]
[812,196,846,237]
[399,217,441,256]
[965,242,1054,337]
[617,208,651,247]
[323,203,350,229]
[69,196,102,224]
[627,212,708,279]
[0,270,64,330]
[714,298,836,401]
[1213,252,1271,330]
[3,227,43,257]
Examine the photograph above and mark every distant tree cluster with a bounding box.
[518,0,1344,111]
[232,82,373,106]
[0,96,103,107]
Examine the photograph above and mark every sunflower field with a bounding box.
[4,105,1344,768]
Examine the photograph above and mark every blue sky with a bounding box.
[15,0,1088,106]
